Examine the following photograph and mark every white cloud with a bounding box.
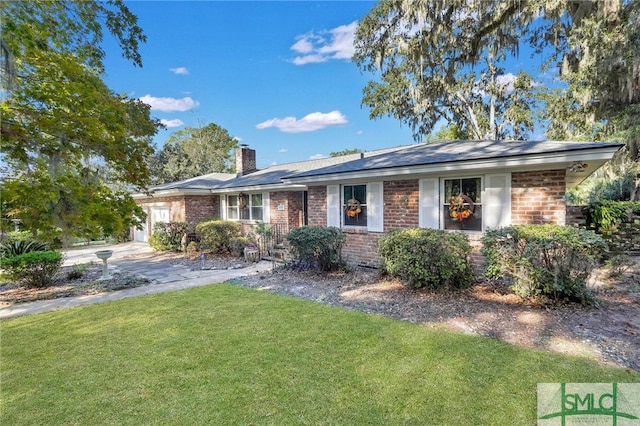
[309,154,326,160]
[496,73,517,91]
[160,118,184,128]
[291,38,314,54]
[473,72,542,96]
[291,21,357,65]
[170,67,189,75]
[278,148,288,153]
[139,95,200,112]
[293,54,328,65]
[256,110,348,133]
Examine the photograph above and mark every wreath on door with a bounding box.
[345,198,362,218]
[449,194,475,220]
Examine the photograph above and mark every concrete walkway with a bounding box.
[0,242,273,319]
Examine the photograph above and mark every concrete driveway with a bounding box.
[62,241,154,266]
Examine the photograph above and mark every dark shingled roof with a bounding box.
[143,140,622,194]
[214,146,406,189]
[287,140,624,179]
[149,172,236,191]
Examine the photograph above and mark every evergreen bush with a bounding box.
[481,225,607,305]
[378,228,473,289]
[0,251,63,288]
[286,226,345,271]
[195,220,242,254]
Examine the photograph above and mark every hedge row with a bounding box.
[145,219,610,305]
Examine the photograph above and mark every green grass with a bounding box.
[1,284,638,425]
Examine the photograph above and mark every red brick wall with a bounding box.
[137,194,223,227]
[258,173,571,267]
[383,179,420,231]
[270,192,288,227]
[286,191,305,230]
[511,170,567,225]
[270,191,305,232]
[307,186,327,226]
[184,195,220,225]
[341,228,383,267]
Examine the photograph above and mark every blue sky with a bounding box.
[103,1,546,168]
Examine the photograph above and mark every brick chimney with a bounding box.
[236,144,256,176]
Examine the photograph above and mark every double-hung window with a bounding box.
[342,184,367,226]
[327,182,382,231]
[420,174,510,232]
[227,193,263,221]
[442,177,482,231]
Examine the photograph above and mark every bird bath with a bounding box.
[95,250,113,280]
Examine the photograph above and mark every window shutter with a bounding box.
[326,185,341,227]
[484,173,511,230]
[367,182,384,232]
[419,178,440,229]
[220,196,227,220]
[262,192,270,223]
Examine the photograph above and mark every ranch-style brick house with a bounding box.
[134,140,623,266]
[132,145,402,242]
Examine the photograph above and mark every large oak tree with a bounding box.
[1,1,161,244]
[354,0,640,198]
[353,0,539,141]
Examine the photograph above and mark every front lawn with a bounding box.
[1,284,637,425]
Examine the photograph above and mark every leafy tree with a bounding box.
[531,0,640,200]
[427,124,470,142]
[150,123,238,184]
[354,0,640,199]
[1,1,160,245]
[533,1,639,131]
[353,0,539,142]
[329,148,364,157]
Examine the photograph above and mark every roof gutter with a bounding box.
[211,183,307,193]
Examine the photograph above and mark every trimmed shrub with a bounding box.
[148,222,189,252]
[482,225,608,305]
[0,251,63,288]
[378,228,473,289]
[195,220,242,254]
[286,226,345,271]
[1,240,49,258]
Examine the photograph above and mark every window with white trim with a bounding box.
[227,193,263,221]
[443,177,482,231]
[342,184,367,226]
